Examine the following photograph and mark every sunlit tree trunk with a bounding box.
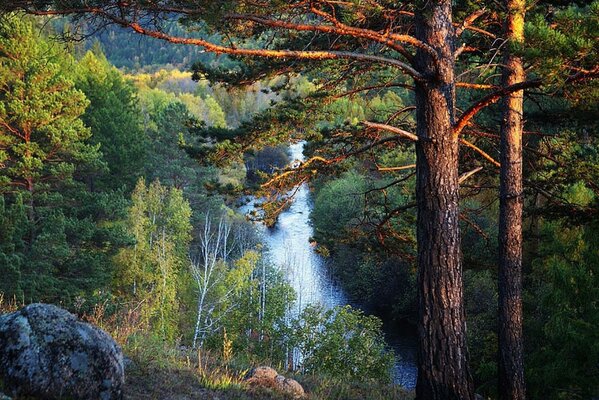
[414,1,474,399]
[498,0,526,398]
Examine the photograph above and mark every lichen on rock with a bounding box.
[0,303,124,400]
[245,366,305,398]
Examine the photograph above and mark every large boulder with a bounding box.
[245,366,305,398]
[0,303,124,399]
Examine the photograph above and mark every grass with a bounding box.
[124,345,414,400]
[0,297,414,400]
[0,294,21,314]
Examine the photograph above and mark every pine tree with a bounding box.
[0,15,97,203]
[2,3,596,398]
[498,0,527,398]
[75,48,148,192]
[0,15,120,301]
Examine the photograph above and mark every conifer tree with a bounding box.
[0,15,119,301]
[0,4,499,398]
[75,48,148,192]
[498,0,527,398]
[0,15,97,212]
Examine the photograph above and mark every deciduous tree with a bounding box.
[114,178,192,341]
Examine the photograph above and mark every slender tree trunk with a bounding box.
[193,281,208,349]
[26,177,35,245]
[414,2,474,399]
[498,0,526,398]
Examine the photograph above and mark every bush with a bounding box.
[291,305,394,382]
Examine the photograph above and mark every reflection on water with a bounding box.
[241,142,417,389]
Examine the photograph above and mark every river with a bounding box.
[240,142,417,389]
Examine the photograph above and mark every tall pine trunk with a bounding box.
[414,2,474,399]
[498,0,526,398]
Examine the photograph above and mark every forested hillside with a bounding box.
[0,2,598,400]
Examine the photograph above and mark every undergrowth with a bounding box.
[0,297,414,400]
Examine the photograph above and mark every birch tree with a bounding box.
[114,178,192,341]
[190,214,261,348]
[190,214,232,348]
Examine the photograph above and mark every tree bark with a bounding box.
[498,0,526,398]
[414,2,474,399]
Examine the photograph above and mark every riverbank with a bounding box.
[241,142,418,389]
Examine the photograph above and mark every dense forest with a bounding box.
[0,1,598,400]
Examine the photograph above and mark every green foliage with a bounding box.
[319,91,408,128]
[114,178,192,341]
[0,12,409,394]
[225,255,295,364]
[0,189,131,302]
[312,171,366,244]
[524,2,598,77]
[3,6,598,398]
[134,86,224,222]
[310,166,417,321]
[75,49,148,192]
[77,22,232,71]
[463,270,498,395]
[528,130,599,221]
[196,251,259,348]
[523,1,599,108]
[0,15,99,193]
[0,15,128,302]
[0,195,26,298]
[291,305,394,382]
[527,220,599,399]
[460,195,499,271]
[131,68,286,130]
[204,95,228,128]
[189,213,295,365]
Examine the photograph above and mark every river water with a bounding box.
[240,142,417,389]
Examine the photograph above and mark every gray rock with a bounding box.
[0,303,124,399]
[123,356,136,371]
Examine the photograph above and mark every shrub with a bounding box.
[291,305,394,382]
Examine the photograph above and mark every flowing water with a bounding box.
[240,142,417,389]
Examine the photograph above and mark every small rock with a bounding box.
[245,366,304,398]
[274,375,305,398]
[0,303,124,400]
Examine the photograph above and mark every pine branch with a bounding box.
[18,4,424,80]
